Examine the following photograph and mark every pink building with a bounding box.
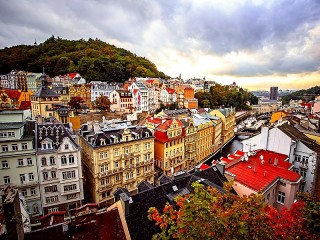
[225,150,302,211]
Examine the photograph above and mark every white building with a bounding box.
[90,81,120,102]
[0,110,42,217]
[128,82,149,112]
[159,86,177,105]
[36,117,84,214]
[242,123,320,196]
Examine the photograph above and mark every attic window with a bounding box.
[172,185,178,192]
[100,139,106,146]
[145,132,149,137]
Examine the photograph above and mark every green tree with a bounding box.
[93,95,111,111]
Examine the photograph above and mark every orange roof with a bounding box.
[154,119,185,143]
[133,89,139,95]
[227,150,300,192]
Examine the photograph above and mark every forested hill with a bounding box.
[281,86,320,103]
[0,36,169,81]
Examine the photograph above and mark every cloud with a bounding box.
[0,0,320,89]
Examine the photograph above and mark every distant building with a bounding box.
[270,86,278,100]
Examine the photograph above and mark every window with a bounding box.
[46,195,58,203]
[63,184,77,192]
[2,145,8,152]
[62,171,76,180]
[43,172,48,180]
[41,157,47,166]
[29,173,34,181]
[18,159,23,166]
[4,176,10,184]
[300,169,307,179]
[0,132,7,138]
[51,171,57,179]
[12,144,18,151]
[8,132,15,137]
[22,143,28,150]
[100,152,104,159]
[115,174,120,181]
[33,204,39,213]
[61,155,67,165]
[101,178,105,185]
[20,174,25,184]
[302,156,307,164]
[64,144,69,150]
[114,149,119,156]
[67,194,77,200]
[48,207,59,213]
[21,189,27,197]
[69,155,74,164]
[50,156,55,165]
[277,191,285,204]
[1,160,8,169]
[27,158,33,165]
[135,145,140,152]
[135,157,139,163]
[295,155,301,162]
[45,185,57,193]
[31,188,36,196]
[114,161,119,168]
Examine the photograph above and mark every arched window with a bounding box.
[61,155,67,165]
[41,157,47,166]
[69,155,74,164]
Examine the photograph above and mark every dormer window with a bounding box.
[64,144,69,150]
[146,132,149,137]
[100,138,106,146]
[125,136,129,141]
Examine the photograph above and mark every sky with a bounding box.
[1,0,320,90]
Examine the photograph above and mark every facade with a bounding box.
[181,118,197,171]
[31,74,61,118]
[193,114,214,165]
[109,90,134,112]
[270,86,279,100]
[52,87,70,105]
[90,81,119,102]
[225,150,301,211]
[69,84,92,109]
[210,107,235,144]
[0,110,41,217]
[78,120,154,205]
[128,82,149,112]
[26,73,43,93]
[36,117,84,214]
[153,118,185,175]
[242,124,320,198]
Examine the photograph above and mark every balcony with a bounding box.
[125,178,135,184]
[98,183,114,192]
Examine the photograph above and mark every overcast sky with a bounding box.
[1,0,320,90]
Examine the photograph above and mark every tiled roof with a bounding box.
[124,167,230,240]
[199,163,210,170]
[32,86,60,97]
[154,119,185,143]
[166,87,175,94]
[227,150,301,193]
[19,101,31,110]
[5,89,21,100]
[0,122,24,130]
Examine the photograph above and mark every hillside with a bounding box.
[0,36,169,81]
[281,86,320,103]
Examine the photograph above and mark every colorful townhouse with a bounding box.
[90,81,120,102]
[153,118,185,175]
[0,110,42,217]
[181,118,197,171]
[78,120,154,205]
[210,107,235,144]
[69,84,92,109]
[109,90,134,113]
[36,117,84,214]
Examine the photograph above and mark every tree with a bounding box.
[68,96,84,111]
[93,95,111,111]
[148,182,318,240]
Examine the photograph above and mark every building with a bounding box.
[225,149,301,211]
[153,118,185,175]
[0,110,41,217]
[90,81,119,102]
[26,73,43,94]
[30,74,61,118]
[116,167,230,240]
[78,119,154,205]
[242,123,320,199]
[0,186,30,240]
[270,86,278,100]
[69,84,92,109]
[192,114,214,165]
[181,118,197,171]
[109,90,134,113]
[128,81,149,112]
[36,117,84,215]
[210,107,235,144]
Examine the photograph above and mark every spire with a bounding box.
[34,39,37,46]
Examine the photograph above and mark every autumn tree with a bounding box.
[148,182,318,240]
[68,96,84,111]
[93,95,111,111]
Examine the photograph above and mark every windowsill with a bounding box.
[276,201,285,205]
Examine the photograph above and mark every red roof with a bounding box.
[300,102,313,108]
[145,117,163,124]
[166,87,175,94]
[5,89,21,100]
[146,79,154,83]
[154,119,185,143]
[68,73,78,79]
[227,150,300,192]
[227,154,238,159]
[19,101,31,110]
[133,89,139,95]
[39,211,66,220]
[220,156,233,163]
[235,150,245,156]
[200,163,210,171]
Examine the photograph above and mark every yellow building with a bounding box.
[210,108,235,144]
[181,118,197,171]
[69,84,92,109]
[192,114,214,165]
[30,76,61,118]
[153,118,185,175]
[78,120,154,205]
[270,111,287,123]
